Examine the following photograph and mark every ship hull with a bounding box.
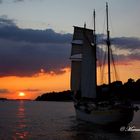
[75,103,134,127]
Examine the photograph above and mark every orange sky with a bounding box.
[0,61,140,100]
[97,60,140,85]
[0,68,70,100]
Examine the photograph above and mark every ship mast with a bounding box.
[106,2,111,85]
[93,9,97,86]
[93,9,96,36]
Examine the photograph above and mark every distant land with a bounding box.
[0,98,8,101]
[0,98,32,101]
[36,78,140,101]
[35,90,73,101]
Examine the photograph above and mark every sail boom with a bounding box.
[72,40,83,45]
[70,54,82,61]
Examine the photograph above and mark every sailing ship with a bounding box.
[70,3,138,128]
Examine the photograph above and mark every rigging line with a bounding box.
[98,47,103,74]
[101,45,107,84]
[97,45,103,84]
[110,48,120,81]
[99,9,107,84]
[100,50,104,84]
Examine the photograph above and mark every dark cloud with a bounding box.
[0,16,72,77]
[112,51,140,63]
[96,36,140,66]
[0,0,26,3]
[23,88,41,92]
[14,0,24,2]
[0,89,9,94]
[0,17,72,44]
[0,15,16,27]
[14,0,44,2]
[112,37,140,50]
[111,37,140,63]
[0,39,71,77]
[0,16,140,77]
[0,0,43,4]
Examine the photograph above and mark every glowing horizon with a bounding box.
[0,60,140,100]
[0,68,70,99]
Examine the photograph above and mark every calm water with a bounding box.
[0,101,140,140]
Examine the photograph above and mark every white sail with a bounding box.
[81,28,96,99]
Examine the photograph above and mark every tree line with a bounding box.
[97,78,140,101]
[35,90,73,101]
[35,78,140,101]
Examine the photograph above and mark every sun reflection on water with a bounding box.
[13,101,29,139]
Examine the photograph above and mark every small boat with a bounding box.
[70,3,138,128]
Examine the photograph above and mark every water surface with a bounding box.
[0,101,140,140]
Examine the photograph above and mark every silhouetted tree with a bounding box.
[35,90,73,101]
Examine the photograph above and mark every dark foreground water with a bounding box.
[0,101,140,140]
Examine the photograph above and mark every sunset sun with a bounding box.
[18,92,26,97]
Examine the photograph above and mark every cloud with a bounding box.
[0,15,16,27]
[0,89,9,94]
[23,88,41,92]
[112,37,140,50]
[0,16,72,77]
[0,0,24,4]
[0,16,140,77]
[0,0,44,4]
[96,35,140,67]
[14,0,24,2]
[111,37,140,63]
[0,39,71,77]
[0,16,72,43]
